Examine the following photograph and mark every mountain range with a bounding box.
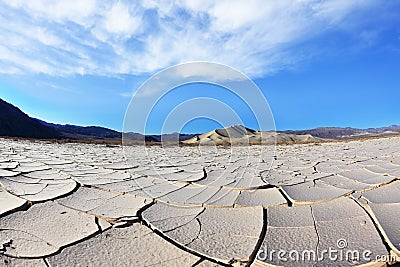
[281,126,400,139]
[0,98,196,143]
[1,98,399,143]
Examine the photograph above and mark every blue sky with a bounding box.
[0,0,399,133]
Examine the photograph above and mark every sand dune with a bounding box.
[182,125,320,145]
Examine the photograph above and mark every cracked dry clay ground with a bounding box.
[0,137,400,266]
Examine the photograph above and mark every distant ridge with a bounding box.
[281,126,400,139]
[33,119,196,142]
[33,119,122,141]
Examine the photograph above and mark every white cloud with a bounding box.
[0,0,392,78]
[171,62,247,81]
[0,45,53,74]
[312,0,376,23]
[3,0,98,25]
[104,2,142,37]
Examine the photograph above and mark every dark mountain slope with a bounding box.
[0,98,61,139]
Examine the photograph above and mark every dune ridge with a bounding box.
[182,125,319,145]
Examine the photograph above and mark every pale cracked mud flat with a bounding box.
[0,137,400,266]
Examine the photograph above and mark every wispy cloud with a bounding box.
[119,90,135,98]
[0,0,395,78]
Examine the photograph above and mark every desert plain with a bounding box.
[1,135,400,267]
